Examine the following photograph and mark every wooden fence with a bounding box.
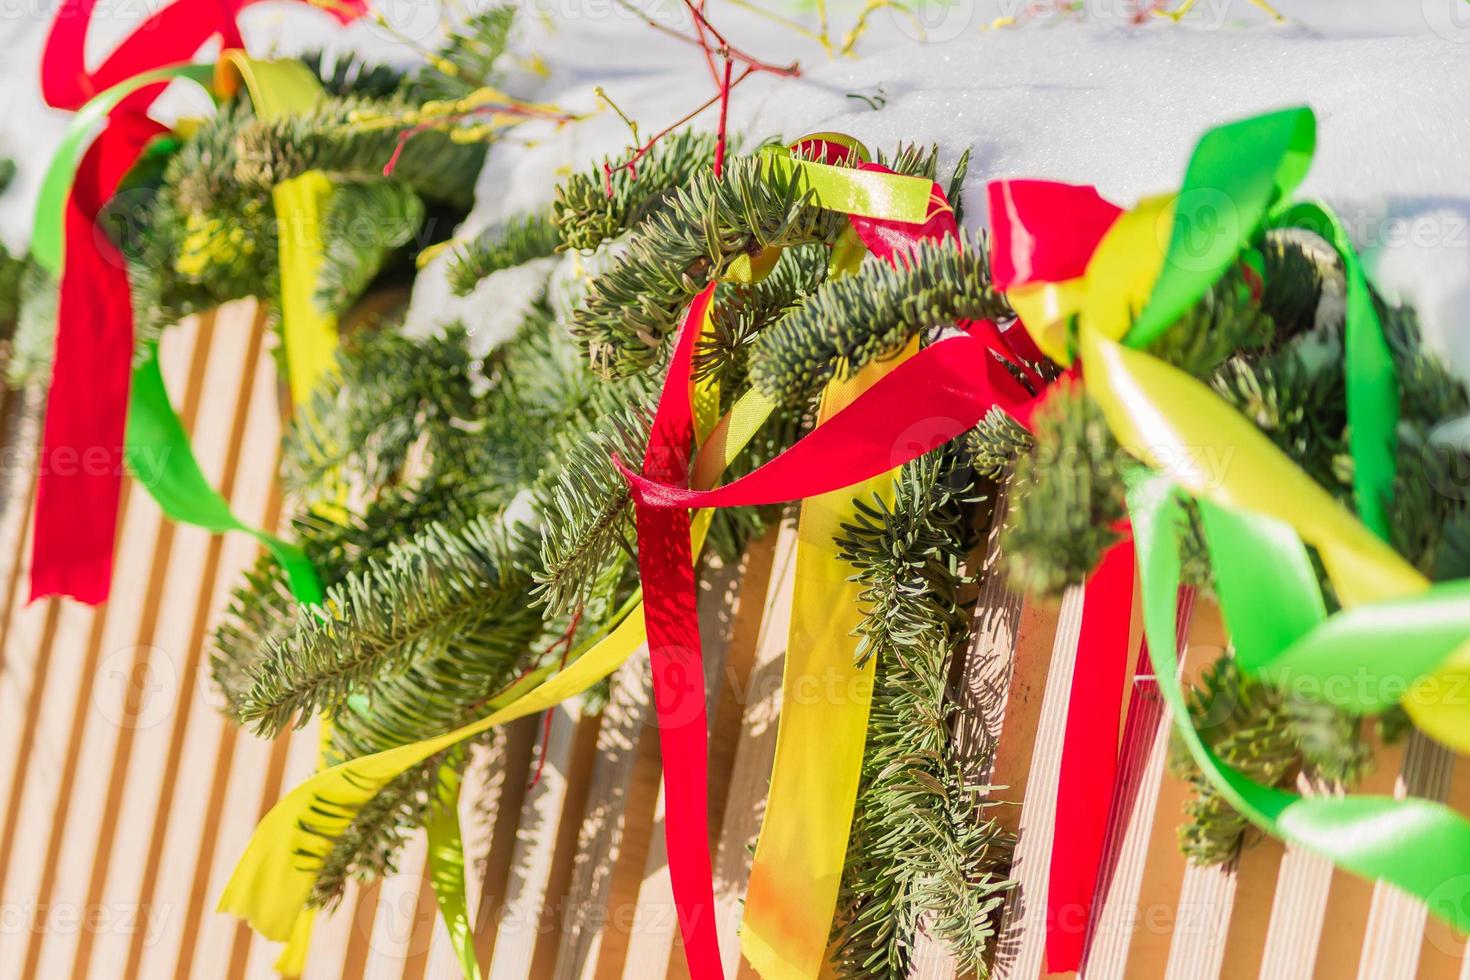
[1,299,1469,979]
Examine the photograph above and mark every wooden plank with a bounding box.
[1255,805,1333,980]
[1354,732,1454,980]
[707,515,800,978]
[90,301,261,977]
[485,700,600,979]
[360,835,433,980]
[1081,597,1195,980]
[909,483,1023,980]
[1421,752,1470,979]
[133,305,297,978]
[1163,600,1273,980]
[551,647,655,980]
[617,528,781,980]
[20,315,207,980]
[238,721,331,978]
[552,552,746,980]
[992,585,1086,980]
[1120,607,1219,980]
[1310,733,1409,980]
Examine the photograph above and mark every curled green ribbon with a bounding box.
[1078,105,1470,932]
[1127,471,1470,933]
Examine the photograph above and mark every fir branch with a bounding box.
[692,242,827,386]
[6,261,57,388]
[237,514,539,736]
[402,5,517,103]
[571,151,847,376]
[315,180,427,314]
[1171,655,1298,865]
[1002,382,1127,597]
[282,322,484,507]
[532,405,650,617]
[233,95,487,208]
[299,48,409,99]
[832,452,1013,976]
[446,212,560,296]
[749,235,1011,405]
[553,129,719,252]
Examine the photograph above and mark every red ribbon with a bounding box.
[627,171,1141,975]
[988,179,1137,973]
[32,0,362,603]
[631,282,725,976]
[1047,537,1135,969]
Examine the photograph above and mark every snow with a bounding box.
[2,1,1468,370]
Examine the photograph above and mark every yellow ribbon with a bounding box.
[741,345,910,979]
[221,374,774,950]
[1025,189,1470,752]
[216,54,340,401]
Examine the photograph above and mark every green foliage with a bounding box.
[315,180,426,314]
[749,235,1011,405]
[832,452,1014,976]
[532,405,648,618]
[1002,382,1127,596]
[235,514,540,737]
[552,129,718,252]
[300,48,409,99]
[232,95,486,209]
[402,6,517,103]
[446,212,560,296]
[1170,654,1371,864]
[571,151,847,376]
[692,243,827,386]
[6,262,58,388]
[283,322,485,508]
[1171,656,1298,864]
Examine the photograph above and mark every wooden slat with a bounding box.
[992,585,1086,979]
[22,315,208,980]
[91,302,261,978]
[135,307,302,977]
[1081,596,1195,979]
[614,537,782,980]
[910,483,1023,980]
[485,700,600,979]
[709,513,800,978]
[1355,732,1455,980]
[551,648,655,980]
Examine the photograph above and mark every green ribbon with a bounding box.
[426,766,481,980]
[34,63,217,275]
[1122,106,1397,539]
[40,62,326,607]
[1101,106,1470,933]
[1126,471,1470,932]
[128,345,323,604]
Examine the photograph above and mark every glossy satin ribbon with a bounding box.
[31,0,357,604]
[616,157,1141,978]
[1061,107,1470,939]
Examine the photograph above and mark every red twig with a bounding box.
[382,103,579,177]
[527,609,584,791]
[713,55,734,178]
[600,66,756,194]
[599,0,797,192]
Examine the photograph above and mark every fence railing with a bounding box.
[0,300,1466,979]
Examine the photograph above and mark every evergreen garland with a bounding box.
[832,452,1013,976]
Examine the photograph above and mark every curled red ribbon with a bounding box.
[32,0,362,603]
